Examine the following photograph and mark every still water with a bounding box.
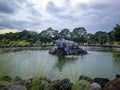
[0,50,120,82]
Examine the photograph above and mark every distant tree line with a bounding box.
[0,24,120,46]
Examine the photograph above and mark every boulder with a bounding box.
[49,38,87,56]
[103,79,120,90]
[116,74,120,79]
[2,76,12,82]
[13,76,25,86]
[78,75,92,90]
[14,76,22,82]
[25,78,33,90]
[4,81,27,90]
[30,78,50,90]
[93,78,109,88]
[79,75,93,83]
[7,85,27,90]
[0,84,6,89]
[88,82,102,90]
[78,80,90,90]
[50,79,72,90]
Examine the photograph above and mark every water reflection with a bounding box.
[54,56,78,72]
[113,56,120,70]
[1,50,120,80]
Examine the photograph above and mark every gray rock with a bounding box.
[8,85,27,90]
[4,80,26,90]
[0,84,6,89]
[88,82,102,90]
[49,38,87,55]
[25,79,33,90]
[79,75,93,83]
[14,76,22,81]
[93,78,109,88]
[103,79,120,90]
[78,80,90,90]
[51,79,72,90]
[116,74,120,79]
[2,76,12,82]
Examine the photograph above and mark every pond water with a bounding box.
[0,50,120,82]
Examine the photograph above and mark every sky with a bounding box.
[0,0,120,34]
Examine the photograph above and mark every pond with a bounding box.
[0,49,120,82]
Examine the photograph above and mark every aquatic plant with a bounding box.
[30,59,52,90]
[113,52,120,57]
[0,55,13,80]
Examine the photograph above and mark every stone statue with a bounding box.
[49,38,87,56]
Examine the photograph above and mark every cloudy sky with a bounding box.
[0,0,120,34]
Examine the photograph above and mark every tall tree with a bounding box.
[108,31,115,43]
[60,29,72,40]
[72,27,87,44]
[114,24,120,41]
[95,31,109,45]
[39,27,58,44]
[87,33,95,45]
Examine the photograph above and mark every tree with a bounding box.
[108,31,115,43]
[39,27,57,44]
[95,31,109,45]
[72,27,87,44]
[114,24,120,41]
[60,29,72,40]
[87,33,95,45]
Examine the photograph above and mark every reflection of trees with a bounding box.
[54,56,78,72]
[113,56,120,70]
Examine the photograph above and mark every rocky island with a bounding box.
[49,37,87,56]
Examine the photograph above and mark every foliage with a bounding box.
[87,33,95,45]
[114,24,120,41]
[9,40,30,46]
[60,29,72,40]
[0,55,12,80]
[108,30,115,43]
[113,52,120,57]
[94,31,109,45]
[72,27,87,44]
[31,78,46,90]
[0,24,120,46]
[39,27,59,44]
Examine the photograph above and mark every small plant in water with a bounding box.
[113,52,120,57]
[0,55,13,80]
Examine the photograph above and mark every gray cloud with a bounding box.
[0,0,120,33]
[46,1,64,14]
[46,1,76,21]
[0,0,23,14]
[0,18,28,30]
[26,2,41,16]
[0,0,14,13]
[0,0,42,31]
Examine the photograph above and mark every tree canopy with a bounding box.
[0,24,120,46]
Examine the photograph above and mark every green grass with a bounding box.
[0,55,13,80]
[30,59,52,90]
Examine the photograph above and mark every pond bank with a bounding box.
[0,75,120,90]
[0,46,52,53]
[82,46,120,52]
[0,45,120,53]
